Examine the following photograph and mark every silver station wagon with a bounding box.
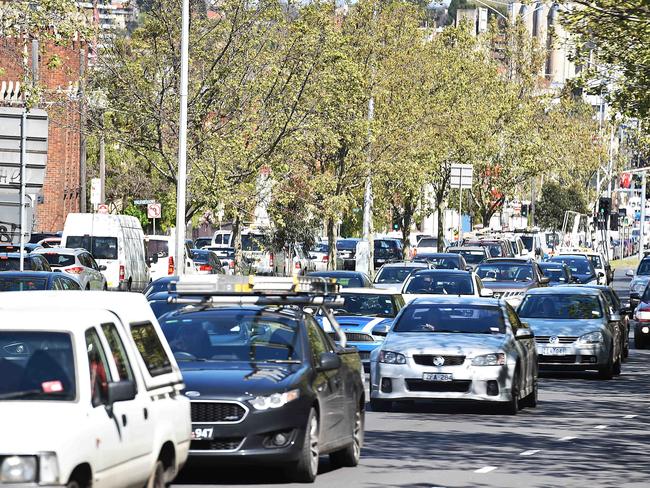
[369,296,538,414]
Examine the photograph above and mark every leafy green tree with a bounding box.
[536,181,588,232]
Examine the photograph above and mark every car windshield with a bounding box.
[520,236,534,252]
[637,260,650,275]
[66,236,118,260]
[213,233,231,245]
[338,293,396,317]
[394,304,505,334]
[589,255,603,269]
[149,298,182,319]
[374,266,417,284]
[417,238,437,248]
[310,273,362,287]
[519,294,603,319]
[476,263,532,282]
[404,272,474,295]
[337,240,358,251]
[415,255,459,269]
[540,266,567,282]
[146,239,169,259]
[40,253,76,267]
[191,250,210,263]
[241,234,269,252]
[0,277,48,291]
[0,331,76,401]
[160,311,303,363]
[451,250,485,264]
[550,257,593,275]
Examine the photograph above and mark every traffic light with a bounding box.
[521,204,528,218]
[610,212,619,231]
[598,197,611,218]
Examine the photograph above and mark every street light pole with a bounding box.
[175,0,189,276]
[639,172,646,261]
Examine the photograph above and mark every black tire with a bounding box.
[85,284,91,291]
[103,283,108,291]
[613,356,622,376]
[369,398,392,412]
[502,370,520,415]
[290,408,319,483]
[635,333,647,349]
[66,482,81,488]
[598,352,614,380]
[520,377,538,409]
[330,405,364,468]
[146,460,165,488]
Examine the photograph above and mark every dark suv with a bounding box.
[475,258,549,308]
[373,239,402,269]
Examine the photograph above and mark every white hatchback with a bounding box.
[33,247,107,290]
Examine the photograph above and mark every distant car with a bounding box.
[401,269,492,303]
[538,262,575,286]
[548,255,599,285]
[0,253,51,272]
[518,287,623,379]
[193,237,213,249]
[582,284,630,359]
[308,242,330,271]
[412,252,467,270]
[36,237,62,248]
[461,237,514,258]
[475,258,549,308]
[557,251,609,285]
[205,246,236,274]
[28,231,61,244]
[515,232,545,260]
[33,247,107,290]
[373,238,402,269]
[414,236,448,256]
[191,249,225,275]
[625,256,650,310]
[145,235,195,282]
[143,275,178,298]
[445,246,491,271]
[0,271,81,291]
[336,238,361,270]
[308,271,372,288]
[370,296,538,414]
[373,261,431,290]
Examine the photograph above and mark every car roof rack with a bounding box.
[170,275,348,346]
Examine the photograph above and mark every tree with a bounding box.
[536,181,588,232]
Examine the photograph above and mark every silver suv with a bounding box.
[34,247,107,290]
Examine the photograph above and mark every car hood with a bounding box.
[180,362,306,398]
[381,332,507,356]
[521,318,605,336]
[373,283,402,290]
[0,402,84,453]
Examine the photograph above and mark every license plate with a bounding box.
[191,426,215,440]
[543,347,569,355]
[423,373,453,382]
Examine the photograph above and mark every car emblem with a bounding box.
[433,356,445,366]
[549,336,559,344]
[185,391,201,398]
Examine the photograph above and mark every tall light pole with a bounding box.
[175,0,190,276]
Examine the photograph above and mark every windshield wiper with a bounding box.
[260,359,302,364]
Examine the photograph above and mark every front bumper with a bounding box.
[535,342,608,370]
[631,319,650,336]
[370,360,515,403]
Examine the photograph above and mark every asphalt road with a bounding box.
[174,269,650,488]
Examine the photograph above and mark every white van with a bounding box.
[145,235,196,282]
[0,292,191,487]
[62,213,150,292]
[211,230,232,248]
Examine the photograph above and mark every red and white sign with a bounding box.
[147,203,162,219]
[97,204,109,214]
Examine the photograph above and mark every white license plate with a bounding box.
[543,347,569,355]
[423,373,453,382]
[191,426,214,440]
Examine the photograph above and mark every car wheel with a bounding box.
[502,370,520,415]
[635,332,647,349]
[66,482,81,488]
[613,356,622,376]
[598,352,614,380]
[290,408,319,483]
[103,283,108,291]
[369,398,392,412]
[330,404,364,468]
[146,460,165,488]
[520,377,538,409]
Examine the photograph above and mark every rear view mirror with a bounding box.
[318,352,341,371]
[515,328,534,340]
[479,288,494,298]
[626,270,635,277]
[99,265,107,271]
[107,380,136,405]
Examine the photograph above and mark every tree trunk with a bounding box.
[232,214,243,275]
[327,218,337,270]
[401,196,415,259]
[436,190,446,251]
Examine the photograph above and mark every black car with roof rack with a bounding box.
[158,275,365,482]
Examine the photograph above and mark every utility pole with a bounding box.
[639,171,646,262]
[79,48,87,213]
[175,0,190,276]
[99,114,105,203]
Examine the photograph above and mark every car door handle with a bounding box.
[121,414,127,427]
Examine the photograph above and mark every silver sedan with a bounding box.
[369,296,538,414]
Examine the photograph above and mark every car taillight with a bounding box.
[269,253,274,267]
[168,256,175,275]
[65,266,84,274]
[322,256,329,263]
[636,304,650,322]
[199,264,212,272]
[119,265,125,281]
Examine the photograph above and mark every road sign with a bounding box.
[97,203,109,214]
[450,164,473,189]
[134,199,156,205]
[90,178,101,206]
[0,193,34,244]
[147,203,161,219]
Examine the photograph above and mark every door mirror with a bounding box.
[107,380,136,405]
[317,351,341,371]
[98,264,107,271]
[598,272,605,278]
[610,313,622,323]
[626,269,635,277]
[466,266,473,272]
[630,291,641,301]
[515,328,534,340]
[539,276,550,285]
[479,288,494,298]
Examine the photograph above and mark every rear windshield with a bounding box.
[414,255,460,269]
[146,239,169,258]
[0,277,48,291]
[518,294,603,319]
[338,293,397,317]
[476,263,532,282]
[374,266,418,284]
[394,304,504,334]
[41,253,76,267]
[540,266,568,282]
[417,238,437,248]
[450,249,485,264]
[241,234,268,252]
[66,236,118,260]
[0,331,76,401]
[404,272,474,295]
[191,250,210,263]
[213,233,231,245]
[550,257,593,275]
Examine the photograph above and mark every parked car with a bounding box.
[445,246,491,271]
[582,284,631,359]
[515,232,545,260]
[475,258,549,308]
[373,261,431,290]
[190,249,225,274]
[518,287,623,379]
[337,238,361,271]
[62,213,149,291]
[308,271,372,288]
[370,296,538,414]
[401,269,492,303]
[0,292,191,488]
[548,255,600,285]
[145,235,195,282]
[33,247,107,290]
[0,271,81,291]
[538,262,575,286]
[0,252,51,272]
[412,252,468,270]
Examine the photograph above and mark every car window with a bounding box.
[101,323,135,382]
[518,294,603,319]
[56,277,70,290]
[404,272,474,295]
[130,322,173,377]
[589,255,603,269]
[394,304,505,334]
[307,318,332,364]
[52,278,64,290]
[41,253,76,267]
[66,236,118,260]
[85,328,113,407]
[65,277,81,290]
[504,305,520,333]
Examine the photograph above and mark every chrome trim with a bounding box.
[189,437,246,454]
[190,399,249,424]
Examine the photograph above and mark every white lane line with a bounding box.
[558,436,576,441]
[520,449,540,456]
[624,414,638,419]
[594,425,608,430]
[474,466,498,474]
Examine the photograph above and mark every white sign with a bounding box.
[450,164,474,190]
[90,178,101,206]
[97,203,109,214]
[0,192,34,244]
[134,199,156,205]
[147,203,161,219]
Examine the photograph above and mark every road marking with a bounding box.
[558,436,576,441]
[520,449,540,456]
[623,414,638,419]
[594,425,608,429]
[474,466,498,474]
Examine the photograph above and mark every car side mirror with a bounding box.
[107,380,136,405]
[626,269,635,277]
[317,351,341,371]
[99,264,107,271]
[630,291,641,300]
[539,276,550,285]
[598,272,605,278]
[466,266,473,272]
[515,328,534,340]
[610,313,622,323]
[479,288,494,298]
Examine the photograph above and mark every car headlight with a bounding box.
[378,350,407,364]
[250,389,300,411]
[577,331,604,344]
[39,452,60,484]
[471,353,506,366]
[632,282,646,293]
[0,456,37,483]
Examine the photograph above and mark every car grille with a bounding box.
[539,355,577,364]
[406,379,471,393]
[190,438,244,451]
[535,336,578,344]
[191,402,247,423]
[413,355,466,366]
[329,332,375,342]
[358,351,371,361]
[492,291,524,299]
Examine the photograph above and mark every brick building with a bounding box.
[0,38,86,232]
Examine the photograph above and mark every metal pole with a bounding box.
[458,168,463,242]
[79,48,87,213]
[175,0,190,276]
[639,171,646,261]
[19,111,27,271]
[99,112,105,203]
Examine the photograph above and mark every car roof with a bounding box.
[33,247,83,254]
[0,252,36,258]
[558,252,601,258]
[410,296,501,307]
[380,261,426,268]
[340,287,399,295]
[0,307,119,333]
[414,253,458,258]
[411,269,470,275]
[483,258,532,263]
[550,254,590,261]
[525,286,601,296]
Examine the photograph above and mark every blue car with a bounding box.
[318,288,405,369]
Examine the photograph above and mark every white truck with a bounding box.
[0,292,191,488]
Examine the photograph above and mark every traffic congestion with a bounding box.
[1,215,647,487]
